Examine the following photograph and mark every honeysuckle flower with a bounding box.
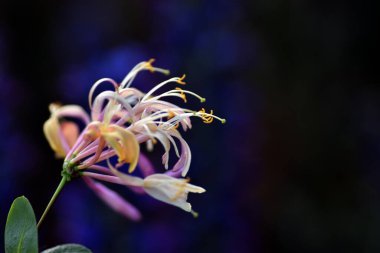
[43,103,90,158]
[40,59,225,226]
[143,174,206,212]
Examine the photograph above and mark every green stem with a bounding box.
[37,176,67,229]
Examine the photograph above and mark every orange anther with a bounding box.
[177,74,186,85]
[199,108,214,124]
[168,111,176,119]
[175,87,187,103]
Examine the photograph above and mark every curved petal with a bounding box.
[44,104,88,158]
[134,124,178,170]
[54,104,90,125]
[43,116,66,158]
[91,91,134,122]
[165,129,191,177]
[88,77,119,108]
[138,153,155,176]
[118,87,145,100]
[101,125,140,173]
[83,177,141,221]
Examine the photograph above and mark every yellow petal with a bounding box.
[43,117,66,158]
[101,125,140,173]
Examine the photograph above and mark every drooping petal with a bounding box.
[138,153,155,176]
[53,104,91,125]
[83,177,142,221]
[143,174,205,212]
[133,124,177,170]
[101,125,140,172]
[148,129,171,169]
[44,103,90,158]
[165,129,191,177]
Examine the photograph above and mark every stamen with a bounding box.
[176,74,186,85]
[199,108,214,124]
[162,114,180,129]
[175,87,187,103]
[145,58,156,73]
[167,111,176,119]
[120,59,170,89]
[142,77,183,102]
[146,59,170,75]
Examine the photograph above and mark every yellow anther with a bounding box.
[167,111,180,128]
[168,111,176,119]
[145,58,156,73]
[175,87,187,103]
[203,117,214,124]
[144,58,170,75]
[176,74,186,85]
[198,108,214,124]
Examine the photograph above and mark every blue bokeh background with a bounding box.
[1,1,380,252]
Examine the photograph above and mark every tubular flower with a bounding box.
[43,59,225,220]
[143,174,205,212]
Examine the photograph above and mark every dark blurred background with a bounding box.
[1,0,380,252]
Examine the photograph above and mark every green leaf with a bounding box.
[4,196,38,253]
[41,244,92,253]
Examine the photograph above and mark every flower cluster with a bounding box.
[43,59,225,220]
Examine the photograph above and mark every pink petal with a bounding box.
[138,153,155,176]
[166,129,191,177]
[61,121,79,148]
[83,171,145,195]
[82,177,142,221]
[55,105,91,124]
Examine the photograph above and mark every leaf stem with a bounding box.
[37,176,67,229]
